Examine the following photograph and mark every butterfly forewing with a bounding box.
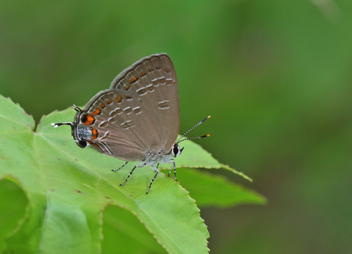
[110,54,180,152]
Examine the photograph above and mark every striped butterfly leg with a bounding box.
[111,161,128,172]
[119,164,146,186]
[168,161,177,181]
[147,165,160,194]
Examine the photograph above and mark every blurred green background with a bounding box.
[1,0,352,253]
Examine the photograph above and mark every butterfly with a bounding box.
[53,53,209,194]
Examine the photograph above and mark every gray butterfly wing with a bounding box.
[110,53,180,153]
[81,88,163,161]
[80,54,180,161]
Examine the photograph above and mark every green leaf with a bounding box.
[102,205,165,254]
[178,168,266,208]
[0,178,28,253]
[0,95,264,253]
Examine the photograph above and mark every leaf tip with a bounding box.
[222,164,253,182]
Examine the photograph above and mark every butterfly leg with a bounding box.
[172,161,177,181]
[111,161,128,172]
[168,161,177,181]
[168,164,172,177]
[119,164,145,186]
[146,166,160,194]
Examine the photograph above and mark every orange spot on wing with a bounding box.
[91,108,101,115]
[129,77,138,83]
[82,114,95,125]
[139,72,146,77]
[106,100,112,105]
[115,96,122,103]
[91,128,98,139]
